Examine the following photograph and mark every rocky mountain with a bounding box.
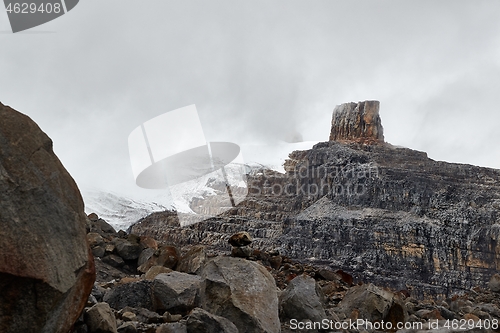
[82,189,173,232]
[82,141,318,231]
[131,100,500,298]
[4,99,500,332]
[82,211,500,333]
[329,100,384,144]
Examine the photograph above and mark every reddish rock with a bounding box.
[138,246,180,273]
[177,245,207,274]
[0,102,95,333]
[268,255,283,270]
[336,270,354,286]
[145,266,173,280]
[329,100,384,144]
[228,232,252,247]
[140,236,158,250]
[231,246,252,258]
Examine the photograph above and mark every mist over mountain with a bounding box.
[83,141,318,230]
[131,100,500,298]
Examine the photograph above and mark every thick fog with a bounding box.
[2,0,500,198]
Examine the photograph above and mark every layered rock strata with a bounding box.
[84,217,500,332]
[131,101,500,297]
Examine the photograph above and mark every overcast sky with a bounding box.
[2,1,500,199]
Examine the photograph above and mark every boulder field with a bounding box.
[81,214,500,333]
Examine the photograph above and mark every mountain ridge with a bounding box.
[129,101,500,297]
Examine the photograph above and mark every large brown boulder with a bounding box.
[0,102,95,333]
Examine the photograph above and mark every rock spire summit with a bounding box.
[329,100,384,144]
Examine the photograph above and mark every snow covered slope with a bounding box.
[82,188,173,232]
[82,141,318,230]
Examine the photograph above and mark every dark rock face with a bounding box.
[278,142,500,297]
[104,280,154,310]
[329,100,384,144]
[0,102,95,333]
[131,101,500,298]
[132,140,500,297]
[186,308,238,333]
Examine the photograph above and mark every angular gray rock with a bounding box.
[104,280,154,310]
[138,247,156,267]
[153,271,205,314]
[201,256,280,333]
[0,102,95,333]
[186,308,238,333]
[117,306,162,324]
[92,246,106,258]
[279,275,326,322]
[117,322,137,333]
[85,302,118,333]
[228,231,252,247]
[115,238,142,261]
[488,274,500,292]
[102,254,125,268]
[88,232,105,247]
[145,266,173,280]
